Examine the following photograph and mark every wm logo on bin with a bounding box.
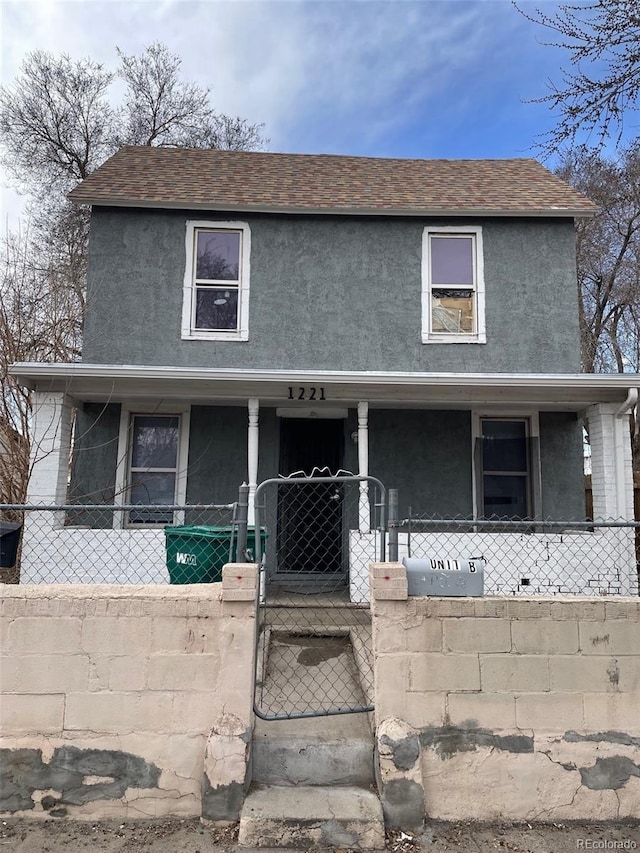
[176,553,197,566]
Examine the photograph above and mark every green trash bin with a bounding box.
[164,525,266,584]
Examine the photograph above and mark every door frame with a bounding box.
[274,411,348,586]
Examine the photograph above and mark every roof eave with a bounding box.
[9,363,637,410]
[66,195,596,219]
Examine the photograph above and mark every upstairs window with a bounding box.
[422,226,486,343]
[182,221,251,341]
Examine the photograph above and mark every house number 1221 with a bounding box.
[287,387,326,401]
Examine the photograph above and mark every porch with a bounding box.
[7,363,639,597]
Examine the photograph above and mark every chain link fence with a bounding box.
[3,497,639,598]
[0,501,242,584]
[254,475,386,603]
[252,475,384,718]
[391,514,640,597]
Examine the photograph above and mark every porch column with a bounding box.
[247,399,259,525]
[357,401,369,532]
[586,401,637,595]
[586,402,634,520]
[27,391,74,507]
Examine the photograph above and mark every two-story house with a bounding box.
[11,148,639,595]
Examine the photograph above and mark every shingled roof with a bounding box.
[68,146,596,217]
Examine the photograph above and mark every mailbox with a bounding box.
[403,556,485,597]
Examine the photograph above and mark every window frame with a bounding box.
[471,411,541,521]
[181,221,251,341]
[114,403,191,529]
[422,225,486,344]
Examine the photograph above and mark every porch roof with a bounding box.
[10,362,640,412]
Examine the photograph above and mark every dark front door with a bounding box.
[277,418,345,579]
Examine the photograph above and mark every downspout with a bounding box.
[247,399,259,525]
[615,387,638,418]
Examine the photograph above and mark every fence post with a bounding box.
[388,487,399,563]
[236,483,249,563]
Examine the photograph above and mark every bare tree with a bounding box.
[557,145,640,468]
[0,43,267,503]
[558,145,640,374]
[0,226,84,504]
[515,0,640,155]
[1,42,267,197]
[115,42,265,151]
[0,51,116,194]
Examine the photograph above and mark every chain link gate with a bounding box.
[252,474,386,719]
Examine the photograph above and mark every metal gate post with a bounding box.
[388,487,399,562]
[236,483,249,562]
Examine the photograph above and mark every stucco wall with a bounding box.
[539,411,585,520]
[0,571,257,820]
[65,405,585,526]
[69,403,121,506]
[369,410,473,518]
[83,208,581,374]
[371,565,640,822]
[186,406,252,505]
[68,404,121,529]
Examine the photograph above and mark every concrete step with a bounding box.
[238,785,385,850]
[252,712,374,786]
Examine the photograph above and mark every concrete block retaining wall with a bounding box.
[371,563,640,822]
[0,567,258,820]
[3,563,639,824]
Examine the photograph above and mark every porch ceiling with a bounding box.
[10,363,640,412]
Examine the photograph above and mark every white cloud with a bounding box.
[1,0,563,226]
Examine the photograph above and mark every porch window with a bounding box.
[181,221,251,341]
[422,226,486,344]
[127,415,180,525]
[478,418,532,519]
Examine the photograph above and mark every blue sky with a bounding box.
[1,0,578,225]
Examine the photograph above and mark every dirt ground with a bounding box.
[1,818,639,853]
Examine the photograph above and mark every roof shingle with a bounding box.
[68,146,596,217]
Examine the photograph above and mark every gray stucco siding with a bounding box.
[67,403,121,528]
[66,403,585,525]
[368,410,474,518]
[539,411,585,520]
[185,406,247,506]
[83,209,581,374]
[68,403,121,504]
[185,405,280,506]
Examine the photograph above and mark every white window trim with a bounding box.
[471,410,540,520]
[421,225,486,344]
[181,220,251,341]
[114,402,191,529]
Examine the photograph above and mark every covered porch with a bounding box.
[9,363,640,595]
